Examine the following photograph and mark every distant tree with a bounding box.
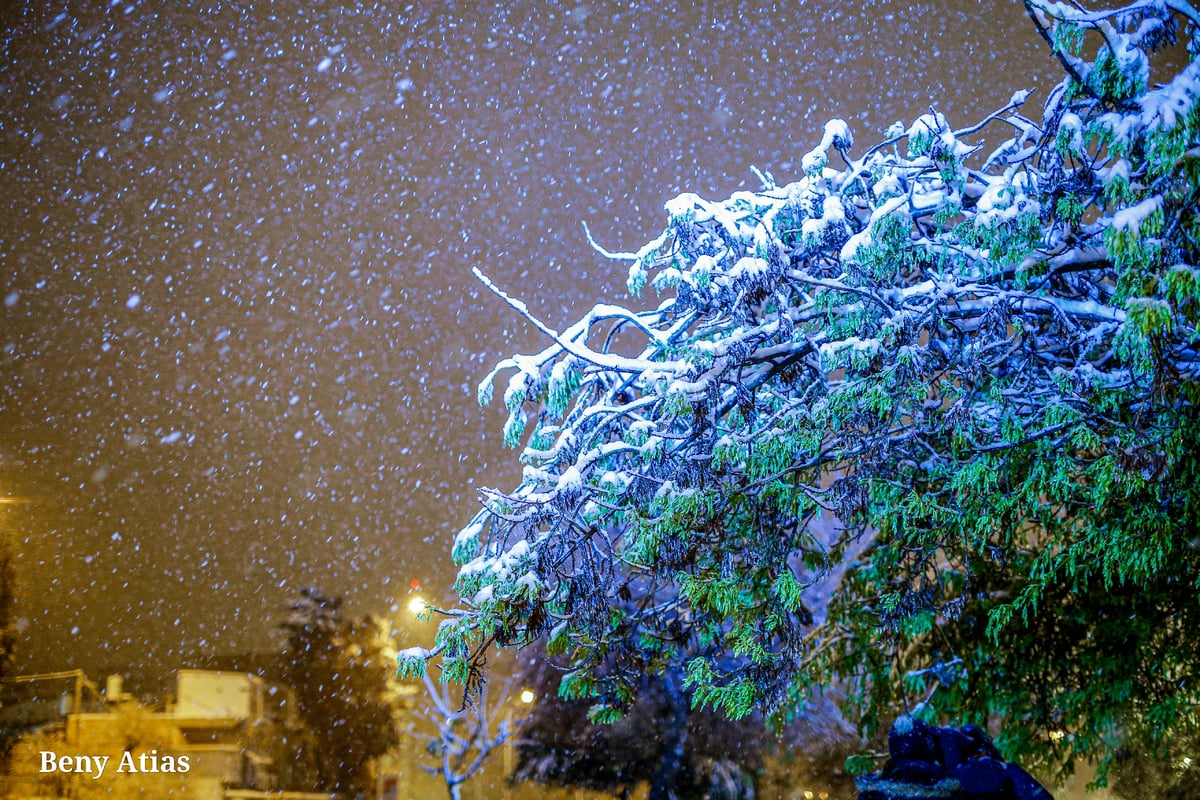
[0,529,16,773]
[511,654,763,800]
[0,534,13,683]
[1112,723,1200,799]
[401,0,1200,784]
[281,588,399,797]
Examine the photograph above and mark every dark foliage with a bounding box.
[511,654,763,800]
[280,587,399,796]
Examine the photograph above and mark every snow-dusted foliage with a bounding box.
[403,0,1200,777]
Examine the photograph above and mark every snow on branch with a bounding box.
[415,0,1200,775]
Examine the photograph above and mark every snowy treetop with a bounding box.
[402,0,1200,774]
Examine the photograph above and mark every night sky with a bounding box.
[0,0,1059,677]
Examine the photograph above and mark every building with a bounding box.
[1,668,329,800]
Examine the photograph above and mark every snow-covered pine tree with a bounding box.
[402,0,1200,781]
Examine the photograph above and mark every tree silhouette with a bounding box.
[280,587,399,796]
[511,654,763,800]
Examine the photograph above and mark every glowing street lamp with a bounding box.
[408,596,428,616]
[519,689,535,705]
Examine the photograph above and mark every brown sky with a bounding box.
[0,0,1060,677]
